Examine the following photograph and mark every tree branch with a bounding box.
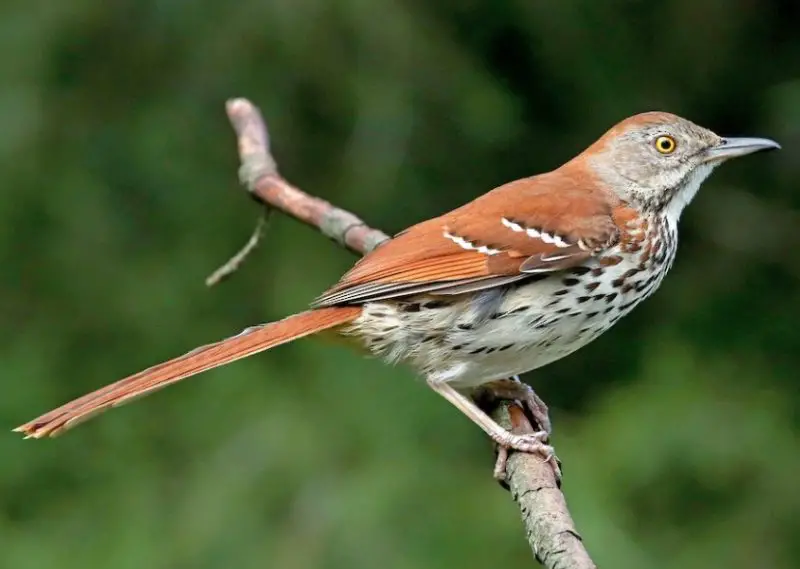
[226,98,390,255]
[219,97,596,569]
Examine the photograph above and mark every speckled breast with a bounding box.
[349,214,677,388]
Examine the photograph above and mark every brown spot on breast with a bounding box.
[640,242,653,264]
[571,266,592,276]
[612,268,642,288]
[599,255,623,267]
[585,281,601,292]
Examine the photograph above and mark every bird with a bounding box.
[15,111,779,467]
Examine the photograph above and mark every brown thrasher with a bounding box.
[15,112,779,464]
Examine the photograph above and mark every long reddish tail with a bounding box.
[15,306,361,439]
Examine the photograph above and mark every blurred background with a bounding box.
[1,1,798,568]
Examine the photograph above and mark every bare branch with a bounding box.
[226,98,390,255]
[221,97,596,569]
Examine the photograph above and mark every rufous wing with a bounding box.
[314,171,625,306]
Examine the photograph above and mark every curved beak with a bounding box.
[703,136,781,163]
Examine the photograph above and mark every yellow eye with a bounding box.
[655,135,676,154]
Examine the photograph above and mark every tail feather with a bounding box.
[14,307,361,439]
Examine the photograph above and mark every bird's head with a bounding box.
[580,111,780,219]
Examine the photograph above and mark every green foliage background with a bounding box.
[2,1,798,567]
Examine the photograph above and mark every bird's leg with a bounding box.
[480,375,552,434]
[426,378,557,481]
[474,376,560,483]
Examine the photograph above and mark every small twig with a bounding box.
[221,97,595,569]
[206,209,271,286]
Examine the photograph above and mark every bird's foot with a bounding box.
[427,379,560,484]
[490,429,562,484]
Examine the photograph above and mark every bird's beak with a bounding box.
[703,136,781,163]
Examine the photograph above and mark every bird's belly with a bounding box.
[348,242,673,389]
[433,287,620,388]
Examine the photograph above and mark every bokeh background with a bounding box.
[2,1,799,568]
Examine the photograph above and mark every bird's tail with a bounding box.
[14,306,362,439]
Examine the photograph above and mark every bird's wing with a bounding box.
[314,173,630,306]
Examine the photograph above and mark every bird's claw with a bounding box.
[492,430,562,485]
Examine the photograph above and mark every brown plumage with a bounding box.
[15,111,779,456]
[316,172,624,305]
[15,307,361,438]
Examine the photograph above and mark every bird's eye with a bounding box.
[655,135,677,154]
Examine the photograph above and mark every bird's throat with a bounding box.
[662,163,716,223]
